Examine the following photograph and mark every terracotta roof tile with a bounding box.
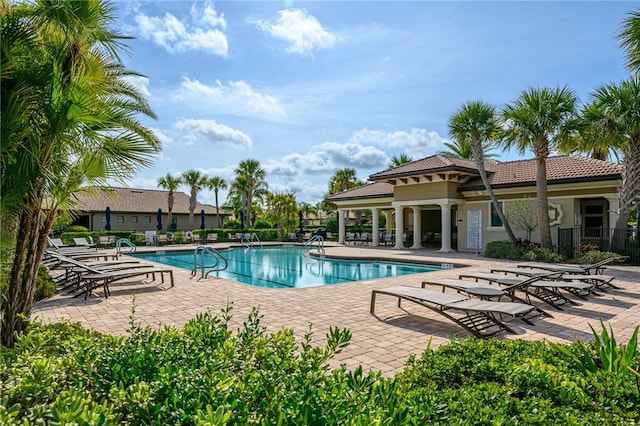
[460,155,622,189]
[325,182,394,201]
[369,154,482,180]
[70,187,229,215]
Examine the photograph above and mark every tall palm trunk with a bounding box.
[535,155,553,249]
[214,189,221,228]
[472,145,517,243]
[612,137,640,248]
[167,193,174,231]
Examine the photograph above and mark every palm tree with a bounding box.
[619,8,640,75]
[583,77,640,241]
[157,174,182,231]
[500,86,579,249]
[449,101,517,242]
[440,137,496,160]
[181,169,208,229]
[207,176,228,228]
[266,191,298,239]
[329,168,358,194]
[387,153,413,168]
[298,201,318,226]
[230,159,268,228]
[1,0,160,347]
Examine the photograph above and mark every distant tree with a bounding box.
[387,153,413,168]
[207,176,228,228]
[266,191,298,239]
[500,86,579,249]
[506,197,538,241]
[298,201,318,226]
[329,168,358,194]
[449,101,516,243]
[230,159,268,228]
[157,174,182,231]
[619,8,640,75]
[440,138,496,160]
[181,170,208,229]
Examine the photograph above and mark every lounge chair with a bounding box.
[517,256,628,275]
[73,237,96,248]
[370,285,542,338]
[47,252,173,299]
[470,270,597,308]
[463,270,618,292]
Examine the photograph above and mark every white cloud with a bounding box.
[349,128,449,158]
[124,75,151,98]
[255,9,337,55]
[175,119,253,149]
[175,77,285,118]
[134,4,228,56]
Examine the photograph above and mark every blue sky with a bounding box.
[113,1,634,206]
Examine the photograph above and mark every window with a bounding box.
[131,216,138,223]
[144,216,151,223]
[116,216,124,223]
[490,202,503,227]
[101,215,106,223]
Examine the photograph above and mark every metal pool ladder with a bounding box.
[240,232,263,248]
[192,245,228,278]
[116,238,136,257]
[305,235,325,254]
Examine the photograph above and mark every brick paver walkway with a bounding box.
[34,244,640,376]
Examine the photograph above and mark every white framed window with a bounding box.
[131,216,138,223]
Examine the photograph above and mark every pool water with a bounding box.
[131,246,448,289]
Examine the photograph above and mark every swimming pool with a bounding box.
[130,246,449,289]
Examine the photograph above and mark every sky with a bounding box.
[112,1,634,206]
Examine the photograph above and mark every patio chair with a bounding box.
[370,285,542,338]
[466,270,596,308]
[345,232,356,245]
[207,233,218,243]
[98,235,115,248]
[156,234,169,246]
[358,232,370,245]
[517,256,628,275]
[73,237,96,248]
[422,277,550,317]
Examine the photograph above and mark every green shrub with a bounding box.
[524,247,565,263]
[577,250,627,265]
[35,265,57,301]
[3,310,639,424]
[253,219,271,229]
[224,218,241,229]
[484,240,526,260]
[64,225,89,232]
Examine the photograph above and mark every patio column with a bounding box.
[394,205,404,249]
[338,208,346,244]
[411,206,422,249]
[371,207,380,246]
[438,202,454,252]
[384,210,393,234]
[605,196,619,229]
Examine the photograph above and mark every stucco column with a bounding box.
[338,209,346,244]
[605,196,620,229]
[411,206,422,249]
[438,203,454,252]
[384,210,393,234]
[394,205,404,249]
[371,207,380,246]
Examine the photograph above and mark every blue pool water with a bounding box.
[130,246,448,289]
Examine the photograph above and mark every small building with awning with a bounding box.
[68,187,231,232]
[325,154,623,253]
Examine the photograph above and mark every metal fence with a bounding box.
[558,227,639,265]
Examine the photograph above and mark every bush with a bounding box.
[2,311,639,424]
[577,250,627,265]
[484,241,526,260]
[223,218,240,229]
[35,265,57,301]
[64,225,89,232]
[524,247,565,263]
[253,219,271,229]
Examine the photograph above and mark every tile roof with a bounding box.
[325,182,394,201]
[70,187,229,215]
[460,155,622,190]
[369,154,486,180]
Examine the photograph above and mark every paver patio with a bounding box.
[34,244,640,376]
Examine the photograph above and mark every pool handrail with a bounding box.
[305,234,325,254]
[116,238,136,257]
[240,232,263,248]
[192,245,228,278]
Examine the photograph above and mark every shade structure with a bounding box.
[200,209,205,229]
[298,210,303,231]
[240,210,245,229]
[156,208,163,230]
[105,207,111,231]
